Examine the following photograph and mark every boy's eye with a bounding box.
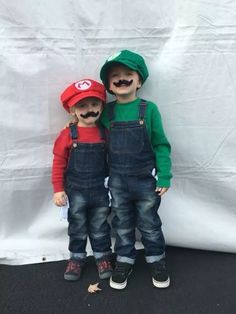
[76,103,86,109]
[91,102,99,108]
[111,73,118,78]
[76,102,100,109]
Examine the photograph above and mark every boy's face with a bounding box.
[70,97,103,127]
[108,64,142,99]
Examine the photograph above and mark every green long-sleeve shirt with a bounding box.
[100,97,172,187]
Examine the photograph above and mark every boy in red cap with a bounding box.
[52,79,112,281]
[99,50,172,290]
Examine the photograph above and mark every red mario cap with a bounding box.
[60,79,106,112]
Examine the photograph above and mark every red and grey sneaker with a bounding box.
[96,257,113,279]
[149,259,170,288]
[64,258,85,281]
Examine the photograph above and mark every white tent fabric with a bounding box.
[1,0,236,265]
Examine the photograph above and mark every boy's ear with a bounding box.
[69,107,75,115]
[137,81,142,89]
[137,75,142,89]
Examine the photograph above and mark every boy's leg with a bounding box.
[88,186,112,279]
[109,174,136,262]
[136,191,166,260]
[109,174,136,289]
[132,175,170,288]
[65,189,88,281]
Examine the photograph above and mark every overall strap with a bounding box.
[69,123,79,146]
[107,101,116,121]
[139,99,147,121]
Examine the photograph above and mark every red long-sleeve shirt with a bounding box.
[52,126,104,193]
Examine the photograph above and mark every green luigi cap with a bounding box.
[100,49,149,91]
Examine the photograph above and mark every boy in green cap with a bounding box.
[100,49,172,290]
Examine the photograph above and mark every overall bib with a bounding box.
[65,124,111,260]
[108,100,165,264]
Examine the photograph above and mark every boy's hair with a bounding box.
[100,50,149,92]
[60,79,106,112]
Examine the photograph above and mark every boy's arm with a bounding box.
[150,104,172,191]
[52,130,70,206]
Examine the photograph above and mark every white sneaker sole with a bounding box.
[64,274,80,281]
[152,276,170,288]
[99,271,112,280]
[110,277,128,290]
[109,269,132,290]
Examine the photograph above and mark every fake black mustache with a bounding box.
[113,79,133,87]
[80,111,100,119]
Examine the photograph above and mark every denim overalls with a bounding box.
[65,123,111,260]
[108,99,165,264]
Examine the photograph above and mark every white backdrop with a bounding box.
[0,0,236,265]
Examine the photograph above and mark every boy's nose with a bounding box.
[87,104,94,111]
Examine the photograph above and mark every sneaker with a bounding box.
[150,259,170,288]
[110,262,133,290]
[64,258,85,281]
[96,256,113,279]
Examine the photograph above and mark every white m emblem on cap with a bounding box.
[75,80,92,90]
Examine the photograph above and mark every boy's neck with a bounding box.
[116,94,138,104]
[76,121,97,127]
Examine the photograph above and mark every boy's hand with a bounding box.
[64,116,78,129]
[53,191,68,207]
[155,187,169,196]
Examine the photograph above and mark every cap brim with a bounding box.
[63,91,106,112]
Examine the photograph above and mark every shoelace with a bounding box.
[114,263,130,275]
[151,261,166,273]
